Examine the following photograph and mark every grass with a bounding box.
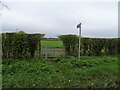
[2,55,118,88]
[41,40,64,48]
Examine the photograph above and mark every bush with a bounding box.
[59,34,78,56]
[2,31,44,59]
[59,35,119,56]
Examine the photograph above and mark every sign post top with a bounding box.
[77,23,81,28]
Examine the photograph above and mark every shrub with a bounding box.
[2,31,44,59]
[59,34,78,56]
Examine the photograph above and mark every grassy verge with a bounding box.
[2,55,118,88]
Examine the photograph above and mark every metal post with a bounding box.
[77,23,81,60]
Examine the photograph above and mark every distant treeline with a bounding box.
[2,31,44,59]
[59,34,120,56]
[42,37,59,41]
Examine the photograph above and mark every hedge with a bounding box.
[59,35,119,56]
[2,31,44,59]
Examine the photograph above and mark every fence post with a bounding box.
[39,41,41,58]
[45,47,48,59]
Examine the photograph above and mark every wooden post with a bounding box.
[39,39,41,58]
[45,47,48,59]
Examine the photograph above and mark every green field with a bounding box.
[41,40,64,48]
[2,55,118,88]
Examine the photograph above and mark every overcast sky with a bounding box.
[1,0,119,38]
